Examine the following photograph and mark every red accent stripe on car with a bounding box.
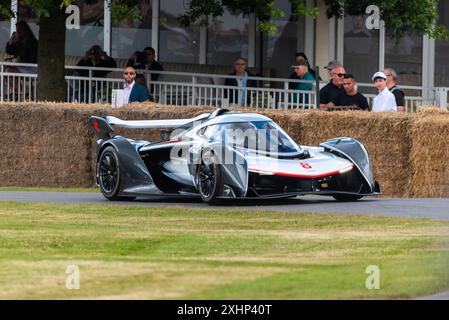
[248,164,354,179]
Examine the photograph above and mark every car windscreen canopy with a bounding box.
[202,121,299,154]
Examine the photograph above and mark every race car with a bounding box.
[89,109,380,204]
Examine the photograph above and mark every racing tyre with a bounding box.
[333,194,363,202]
[197,150,222,205]
[98,146,135,201]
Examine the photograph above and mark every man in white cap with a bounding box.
[372,71,397,112]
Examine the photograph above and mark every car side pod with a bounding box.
[89,116,114,139]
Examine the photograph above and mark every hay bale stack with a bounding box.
[0,103,94,187]
[408,111,449,197]
[0,102,448,197]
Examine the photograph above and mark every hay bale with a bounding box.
[408,115,449,197]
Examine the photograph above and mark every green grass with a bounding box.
[0,187,97,193]
[0,201,448,299]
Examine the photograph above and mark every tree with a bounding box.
[0,0,447,102]
[324,0,448,41]
[0,0,73,101]
[179,0,448,40]
[0,0,136,102]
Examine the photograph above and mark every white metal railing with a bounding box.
[0,61,446,112]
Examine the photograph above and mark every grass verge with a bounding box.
[0,201,448,299]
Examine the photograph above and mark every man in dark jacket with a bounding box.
[224,57,256,106]
[144,47,164,82]
[123,66,150,103]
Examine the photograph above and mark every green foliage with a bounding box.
[109,1,141,23]
[0,0,446,40]
[0,1,12,20]
[324,0,449,41]
[178,0,224,28]
[177,0,447,40]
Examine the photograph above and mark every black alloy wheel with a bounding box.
[98,146,135,201]
[197,150,221,204]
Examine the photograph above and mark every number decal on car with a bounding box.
[299,162,312,169]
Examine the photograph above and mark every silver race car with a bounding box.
[89,109,380,204]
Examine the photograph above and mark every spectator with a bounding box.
[224,57,256,106]
[4,20,38,99]
[320,64,346,107]
[289,52,319,81]
[126,51,147,70]
[5,20,38,73]
[123,66,150,104]
[144,47,164,81]
[5,20,38,64]
[384,68,405,112]
[330,74,369,110]
[372,71,397,112]
[324,60,342,78]
[289,60,314,105]
[76,45,117,78]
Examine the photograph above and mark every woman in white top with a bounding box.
[372,71,397,112]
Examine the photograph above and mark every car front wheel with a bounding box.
[197,150,222,204]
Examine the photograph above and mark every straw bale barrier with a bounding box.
[0,102,448,197]
[408,109,449,197]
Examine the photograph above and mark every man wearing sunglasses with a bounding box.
[123,66,150,104]
[319,64,346,107]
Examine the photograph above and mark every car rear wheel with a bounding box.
[197,150,222,204]
[98,146,135,201]
[333,194,363,202]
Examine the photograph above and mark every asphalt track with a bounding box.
[1,191,448,299]
[0,191,449,220]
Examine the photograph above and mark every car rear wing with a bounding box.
[89,113,210,138]
[89,116,114,139]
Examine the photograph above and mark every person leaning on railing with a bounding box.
[224,57,256,106]
[384,67,405,112]
[5,20,38,68]
[328,74,369,111]
[319,64,346,108]
[3,20,38,100]
[289,52,321,81]
[143,47,164,82]
[289,60,314,105]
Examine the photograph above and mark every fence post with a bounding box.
[315,66,320,109]
[88,69,92,103]
[192,75,197,105]
[283,81,289,110]
[0,64,3,102]
[434,87,448,110]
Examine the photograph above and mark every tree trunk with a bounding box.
[37,8,67,102]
